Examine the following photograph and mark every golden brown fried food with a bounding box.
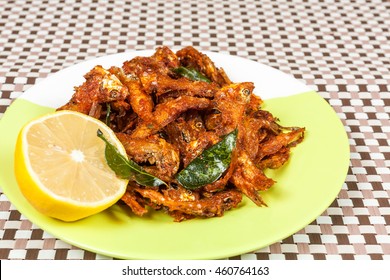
[154,76,218,98]
[164,111,221,167]
[121,188,148,216]
[255,127,305,162]
[211,82,253,136]
[177,46,232,86]
[58,65,129,117]
[230,151,274,206]
[58,46,305,221]
[134,186,242,221]
[110,66,154,121]
[124,47,218,99]
[116,133,180,179]
[257,147,290,170]
[130,96,212,139]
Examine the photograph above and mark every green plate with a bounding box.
[0,51,349,259]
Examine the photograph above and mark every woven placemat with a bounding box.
[1,0,389,260]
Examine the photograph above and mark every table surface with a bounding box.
[1,0,389,260]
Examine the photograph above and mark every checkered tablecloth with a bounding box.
[1,0,389,260]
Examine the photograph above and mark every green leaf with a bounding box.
[97,129,166,187]
[105,103,111,126]
[172,66,211,83]
[176,129,238,190]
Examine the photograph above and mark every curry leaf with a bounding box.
[105,103,111,126]
[176,129,238,190]
[97,129,166,187]
[172,66,211,83]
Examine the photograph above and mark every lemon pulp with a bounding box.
[14,110,128,221]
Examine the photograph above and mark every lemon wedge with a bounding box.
[14,110,128,221]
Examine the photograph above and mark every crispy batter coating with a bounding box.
[58,65,129,117]
[134,186,242,221]
[230,151,274,206]
[177,46,232,86]
[110,66,154,121]
[211,82,253,136]
[164,111,220,167]
[256,127,305,162]
[116,133,180,179]
[58,46,305,221]
[121,188,148,216]
[130,96,212,139]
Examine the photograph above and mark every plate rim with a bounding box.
[18,49,311,108]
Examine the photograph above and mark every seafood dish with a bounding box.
[58,46,305,221]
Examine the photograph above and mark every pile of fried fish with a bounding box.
[58,46,304,221]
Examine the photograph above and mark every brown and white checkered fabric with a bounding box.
[1,0,389,260]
